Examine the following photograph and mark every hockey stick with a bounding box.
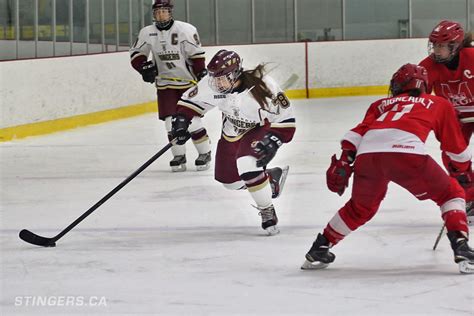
[281,74,299,91]
[158,76,197,85]
[432,223,445,250]
[19,138,182,247]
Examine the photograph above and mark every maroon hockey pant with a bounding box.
[324,153,468,245]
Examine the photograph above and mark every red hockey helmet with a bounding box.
[207,50,243,93]
[152,0,173,28]
[389,63,428,96]
[428,20,464,63]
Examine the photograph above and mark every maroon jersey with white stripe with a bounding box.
[420,48,474,121]
[342,93,471,164]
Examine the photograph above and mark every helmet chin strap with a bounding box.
[154,18,173,29]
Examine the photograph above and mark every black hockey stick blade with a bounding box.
[18,140,177,247]
[19,229,56,247]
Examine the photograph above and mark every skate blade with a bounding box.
[273,165,289,199]
[171,165,187,172]
[458,260,474,274]
[196,163,210,171]
[265,225,280,236]
[300,259,329,270]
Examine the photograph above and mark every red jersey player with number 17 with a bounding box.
[419,21,474,223]
[301,64,474,274]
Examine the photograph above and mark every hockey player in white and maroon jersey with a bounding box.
[419,21,474,221]
[301,64,474,274]
[130,0,211,172]
[171,50,296,235]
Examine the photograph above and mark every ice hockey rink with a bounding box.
[1,97,473,315]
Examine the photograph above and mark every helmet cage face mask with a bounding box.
[152,1,173,28]
[428,20,464,63]
[208,71,241,94]
[428,41,462,63]
[207,50,242,94]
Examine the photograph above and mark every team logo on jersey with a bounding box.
[214,94,226,99]
[149,33,157,36]
[464,70,474,80]
[158,53,180,61]
[232,107,240,117]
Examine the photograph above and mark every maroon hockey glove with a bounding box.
[140,61,158,83]
[449,161,473,189]
[326,154,353,196]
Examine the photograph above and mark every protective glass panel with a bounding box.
[18,0,36,58]
[55,0,71,56]
[255,0,294,43]
[345,0,409,40]
[0,0,17,60]
[411,0,467,38]
[189,0,215,45]
[89,0,103,53]
[297,0,342,41]
[217,0,251,44]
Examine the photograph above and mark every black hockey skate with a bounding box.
[447,231,474,274]
[255,204,279,236]
[266,166,289,199]
[195,151,211,171]
[301,233,335,270]
[170,155,186,172]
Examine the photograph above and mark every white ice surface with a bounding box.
[1,97,473,315]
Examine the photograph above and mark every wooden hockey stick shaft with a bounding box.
[432,224,446,251]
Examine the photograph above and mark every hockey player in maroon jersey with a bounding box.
[170,50,296,235]
[419,20,474,223]
[130,0,211,172]
[301,64,474,274]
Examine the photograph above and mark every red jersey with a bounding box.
[342,93,471,164]
[419,48,474,121]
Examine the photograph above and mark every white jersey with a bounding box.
[178,75,296,142]
[130,21,204,89]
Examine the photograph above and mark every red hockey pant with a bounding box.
[324,153,468,245]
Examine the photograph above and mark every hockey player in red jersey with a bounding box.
[130,0,211,172]
[301,64,474,274]
[419,20,474,222]
[170,50,296,235]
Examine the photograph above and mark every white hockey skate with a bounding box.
[255,204,280,236]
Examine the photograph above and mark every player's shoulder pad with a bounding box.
[173,20,197,34]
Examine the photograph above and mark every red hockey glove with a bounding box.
[326,152,354,196]
[449,161,473,189]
